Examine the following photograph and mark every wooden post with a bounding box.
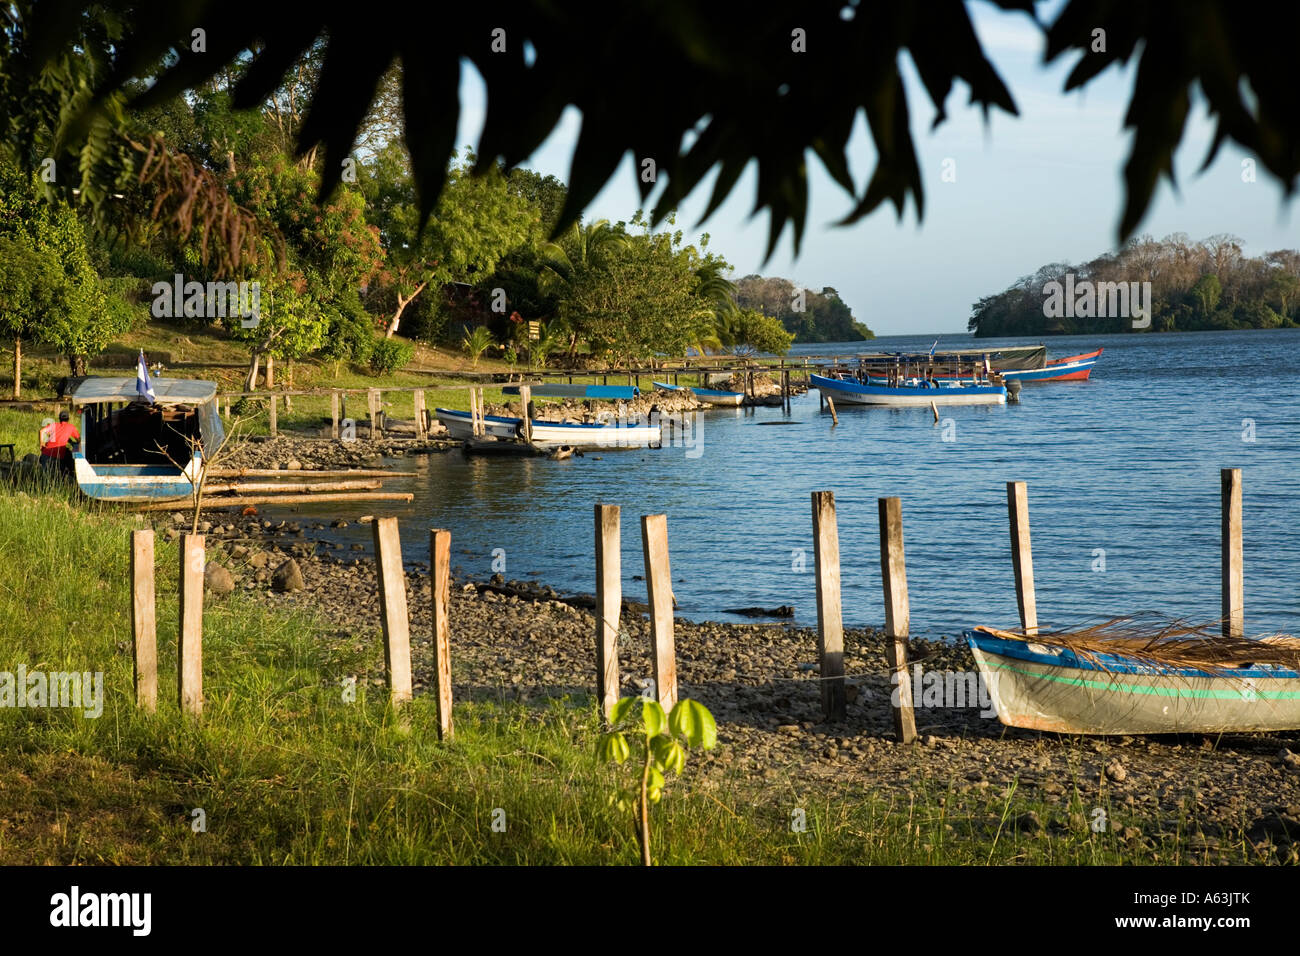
[178,533,205,716]
[430,528,453,739]
[368,388,380,438]
[519,385,533,444]
[877,498,917,743]
[640,514,677,711]
[811,491,846,720]
[1222,468,1244,638]
[1006,481,1038,636]
[268,394,277,437]
[826,396,838,425]
[373,517,413,706]
[331,391,340,440]
[594,504,622,723]
[130,529,157,713]
[413,389,427,439]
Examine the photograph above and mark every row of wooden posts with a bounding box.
[128,468,1248,747]
[222,369,807,439]
[127,518,454,740]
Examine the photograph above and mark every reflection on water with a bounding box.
[263,329,1300,641]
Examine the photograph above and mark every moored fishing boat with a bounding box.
[965,625,1300,735]
[810,372,1006,407]
[435,408,660,449]
[935,348,1102,384]
[651,382,745,406]
[68,376,223,502]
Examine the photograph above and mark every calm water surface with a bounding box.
[267,329,1300,641]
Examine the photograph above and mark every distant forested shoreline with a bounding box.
[733,275,874,343]
[969,235,1300,337]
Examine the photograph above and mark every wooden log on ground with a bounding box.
[1222,467,1244,638]
[1006,481,1038,636]
[202,480,384,494]
[641,513,678,711]
[595,503,622,724]
[430,528,453,740]
[178,533,204,716]
[131,529,157,713]
[811,491,846,721]
[373,516,413,707]
[877,497,917,744]
[133,491,415,511]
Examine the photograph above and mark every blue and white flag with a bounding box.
[929,340,939,358]
[136,350,156,403]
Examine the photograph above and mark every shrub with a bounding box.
[368,336,414,375]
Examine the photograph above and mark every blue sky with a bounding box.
[454,3,1297,336]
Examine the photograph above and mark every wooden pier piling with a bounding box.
[811,491,846,721]
[1006,481,1038,636]
[1222,468,1244,638]
[878,497,917,743]
[430,528,453,739]
[373,517,413,707]
[178,533,205,716]
[330,391,340,439]
[641,514,678,711]
[268,395,277,437]
[130,529,157,713]
[595,504,622,723]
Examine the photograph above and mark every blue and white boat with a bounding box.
[651,382,745,406]
[810,373,1006,407]
[435,408,660,449]
[68,376,223,501]
[966,626,1300,735]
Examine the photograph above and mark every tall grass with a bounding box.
[0,486,1251,864]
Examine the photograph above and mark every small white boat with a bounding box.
[435,408,660,449]
[810,373,1006,407]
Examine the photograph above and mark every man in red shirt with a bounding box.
[39,410,80,473]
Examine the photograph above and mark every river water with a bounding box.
[269,329,1300,642]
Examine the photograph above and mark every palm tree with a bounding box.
[689,257,738,359]
[539,220,628,364]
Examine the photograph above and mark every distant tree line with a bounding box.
[733,276,873,343]
[969,234,1300,337]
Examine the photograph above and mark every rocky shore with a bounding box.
[160,498,1300,863]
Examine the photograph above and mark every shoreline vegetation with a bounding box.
[3,420,1300,864]
[970,235,1300,338]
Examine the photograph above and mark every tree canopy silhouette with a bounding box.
[6,0,1299,261]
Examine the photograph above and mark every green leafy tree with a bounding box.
[363,145,532,338]
[0,235,64,397]
[596,696,717,866]
[558,217,713,367]
[0,162,119,376]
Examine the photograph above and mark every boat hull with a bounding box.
[934,349,1103,385]
[652,382,744,406]
[73,454,203,502]
[810,373,1006,407]
[966,630,1300,735]
[435,409,660,449]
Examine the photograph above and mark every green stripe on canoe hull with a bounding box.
[971,647,1300,735]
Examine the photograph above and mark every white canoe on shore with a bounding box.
[435,408,660,449]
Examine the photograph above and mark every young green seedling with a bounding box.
[596,695,717,866]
